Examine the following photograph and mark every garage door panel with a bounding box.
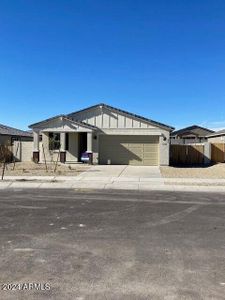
[143,152,157,158]
[99,135,159,166]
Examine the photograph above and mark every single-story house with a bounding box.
[0,123,33,146]
[207,129,225,143]
[29,103,174,166]
[170,125,214,144]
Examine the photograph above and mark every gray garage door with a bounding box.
[99,135,159,166]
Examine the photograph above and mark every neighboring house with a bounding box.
[170,125,214,144]
[29,103,174,166]
[207,129,225,143]
[0,123,33,145]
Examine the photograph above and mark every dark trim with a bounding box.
[33,151,39,163]
[65,133,69,151]
[60,151,66,163]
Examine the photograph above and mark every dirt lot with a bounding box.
[0,162,90,176]
[161,163,225,179]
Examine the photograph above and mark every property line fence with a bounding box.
[170,143,225,165]
[211,143,225,163]
[170,144,205,165]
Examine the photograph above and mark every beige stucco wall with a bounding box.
[208,136,225,143]
[41,133,58,163]
[70,106,171,165]
[13,141,33,162]
[170,138,206,145]
[41,132,59,162]
[32,107,172,166]
[159,131,170,166]
[36,129,170,165]
[40,132,79,163]
[0,135,32,146]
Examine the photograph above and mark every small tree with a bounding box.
[48,134,61,172]
[0,143,12,180]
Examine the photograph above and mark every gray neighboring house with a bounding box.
[207,129,225,143]
[0,123,33,146]
[171,125,214,144]
[29,103,174,166]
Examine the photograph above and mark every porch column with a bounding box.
[33,130,40,163]
[60,132,66,163]
[87,132,93,152]
[87,132,93,164]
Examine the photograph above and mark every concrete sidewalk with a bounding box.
[1,165,225,192]
[1,176,225,193]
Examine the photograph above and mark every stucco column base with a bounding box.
[33,151,40,163]
[60,151,66,163]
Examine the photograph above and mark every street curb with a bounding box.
[1,180,225,193]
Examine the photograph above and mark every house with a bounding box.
[29,103,174,166]
[0,123,33,146]
[207,129,225,143]
[170,125,214,144]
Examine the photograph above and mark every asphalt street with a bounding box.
[0,189,225,300]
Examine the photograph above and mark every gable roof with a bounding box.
[171,125,214,137]
[0,123,32,137]
[29,115,97,130]
[207,129,225,138]
[68,103,175,131]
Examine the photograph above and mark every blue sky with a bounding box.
[0,0,225,130]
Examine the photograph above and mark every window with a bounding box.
[49,133,60,150]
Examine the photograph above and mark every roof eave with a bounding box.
[29,115,97,131]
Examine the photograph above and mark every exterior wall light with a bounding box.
[162,134,167,141]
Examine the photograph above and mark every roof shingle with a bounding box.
[0,123,32,137]
[171,125,214,137]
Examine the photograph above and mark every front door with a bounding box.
[78,133,87,162]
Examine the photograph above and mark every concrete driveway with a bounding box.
[78,165,162,179]
[70,165,164,190]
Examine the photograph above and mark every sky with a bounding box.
[0,0,225,131]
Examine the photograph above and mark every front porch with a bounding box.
[31,115,96,164]
[33,131,94,164]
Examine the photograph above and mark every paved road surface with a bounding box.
[0,189,225,300]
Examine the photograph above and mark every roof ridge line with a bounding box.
[67,102,174,131]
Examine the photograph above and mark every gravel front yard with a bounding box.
[0,162,90,176]
[161,163,225,179]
